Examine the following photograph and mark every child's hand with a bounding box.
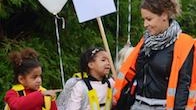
[41,89,62,100]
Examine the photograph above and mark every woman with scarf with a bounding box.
[113,0,196,110]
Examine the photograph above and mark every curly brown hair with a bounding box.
[140,0,181,19]
[9,48,41,84]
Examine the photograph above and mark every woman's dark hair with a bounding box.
[80,47,105,78]
[140,0,181,19]
[9,48,41,84]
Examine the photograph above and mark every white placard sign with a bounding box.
[72,0,116,23]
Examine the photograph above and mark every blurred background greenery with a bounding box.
[0,0,195,108]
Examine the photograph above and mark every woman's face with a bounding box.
[141,8,169,35]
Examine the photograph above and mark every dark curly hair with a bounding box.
[9,48,41,84]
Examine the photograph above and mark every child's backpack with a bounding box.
[56,73,87,110]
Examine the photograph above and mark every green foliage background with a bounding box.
[0,0,195,108]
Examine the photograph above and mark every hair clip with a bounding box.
[91,48,100,57]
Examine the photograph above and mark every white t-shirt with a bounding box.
[66,78,115,110]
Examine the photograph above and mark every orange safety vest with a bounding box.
[113,33,196,110]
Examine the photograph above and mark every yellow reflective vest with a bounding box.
[74,73,112,110]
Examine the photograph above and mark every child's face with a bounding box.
[19,66,42,91]
[89,51,111,77]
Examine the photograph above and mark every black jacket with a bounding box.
[135,44,194,110]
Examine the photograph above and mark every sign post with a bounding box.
[96,17,117,79]
[73,0,117,78]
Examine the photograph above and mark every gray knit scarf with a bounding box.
[142,20,182,56]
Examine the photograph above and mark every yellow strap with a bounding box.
[42,96,51,110]
[88,88,112,110]
[12,84,25,91]
[88,89,100,110]
[104,88,112,110]
[38,86,51,110]
[7,84,51,110]
[73,72,88,78]
[73,73,112,110]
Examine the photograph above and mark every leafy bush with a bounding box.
[178,0,196,36]
[0,0,195,109]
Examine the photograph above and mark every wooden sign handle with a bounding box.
[96,17,117,79]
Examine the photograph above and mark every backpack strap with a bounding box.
[12,84,26,96]
[10,84,51,110]
[102,77,111,88]
[18,90,25,96]
[73,72,88,78]
[83,78,93,90]
[83,77,112,110]
[83,78,101,110]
